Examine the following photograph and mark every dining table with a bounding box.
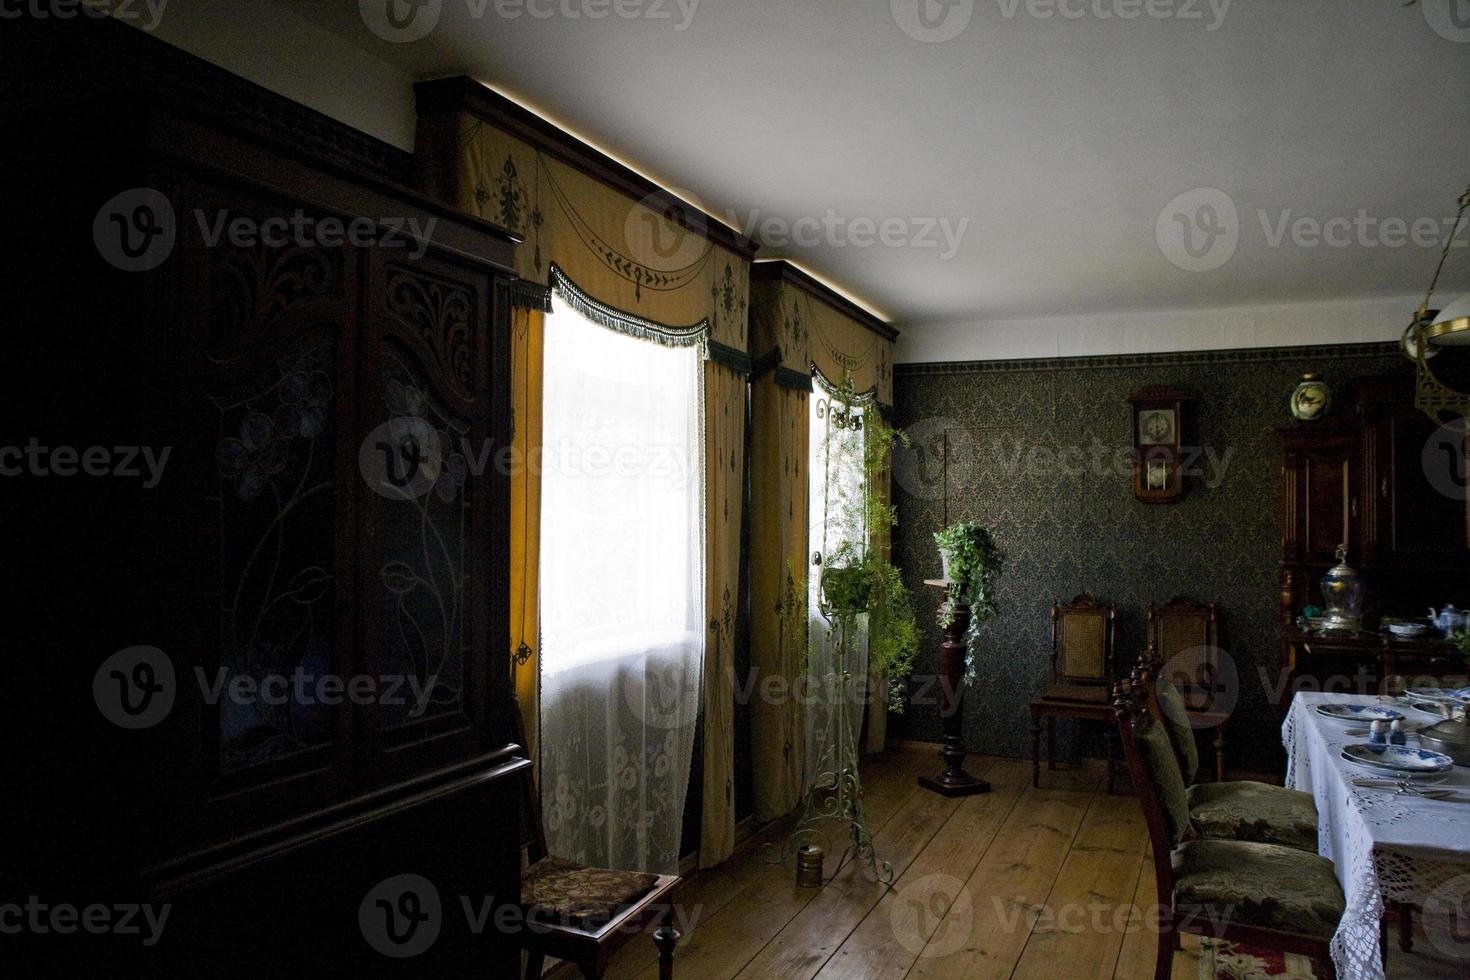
[1283,691,1470,979]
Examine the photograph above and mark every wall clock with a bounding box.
[1128,386,1186,504]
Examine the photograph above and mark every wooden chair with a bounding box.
[1129,655,1319,853]
[1146,597,1231,780]
[1113,684,1343,980]
[1028,594,1119,790]
[508,698,682,979]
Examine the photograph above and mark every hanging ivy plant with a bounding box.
[818,390,920,713]
[933,521,1005,685]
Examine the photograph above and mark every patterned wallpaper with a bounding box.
[889,342,1406,775]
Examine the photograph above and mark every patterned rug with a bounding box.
[1199,939,1323,979]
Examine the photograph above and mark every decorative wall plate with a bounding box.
[1290,374,1331,420]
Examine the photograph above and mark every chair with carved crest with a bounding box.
[508,697,682,979]
[1028,594,1120,791]
[1146,596,1230,781]
[1113,683,1342,980]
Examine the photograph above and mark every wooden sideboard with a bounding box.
[4,18,527,973]
[1277,373,1470,707]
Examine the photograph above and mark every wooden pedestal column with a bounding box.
[918,583,990,797]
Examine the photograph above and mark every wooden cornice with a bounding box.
[750,260,898,342]
[414,76,758,260]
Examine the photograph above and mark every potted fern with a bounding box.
[933,521,1005,685]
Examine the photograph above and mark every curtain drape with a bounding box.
[537,297,705,875]
[748,266,897,811]
[747,378,809,822]
[509,305,545,765]
[418,91,753,866]
[700,362,745,867]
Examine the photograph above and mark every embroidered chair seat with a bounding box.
[1170,839,1345,939]
[1187,781,1319,853]
[521,856,661,928]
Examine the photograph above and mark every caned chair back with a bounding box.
[1051,594,1117,684]
[1147,597,1218,711]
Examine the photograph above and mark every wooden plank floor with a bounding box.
[548,742,1461,980]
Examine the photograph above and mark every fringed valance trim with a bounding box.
[775,367,813,393]
[548,263,709,350]
[707,340,753,376]
[812,362,878,405]
[511,280,553,312]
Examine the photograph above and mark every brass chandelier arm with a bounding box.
[1414,182,1470,322]
[1411,181,1470,424]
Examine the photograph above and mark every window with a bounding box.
[536,292,705,873]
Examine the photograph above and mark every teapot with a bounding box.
[1429,605,1468,636]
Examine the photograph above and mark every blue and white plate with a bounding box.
[1314,703,1404,723]
[1341,743,1455,775]
[1405,687,1470,703]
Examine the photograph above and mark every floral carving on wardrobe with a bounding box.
[212,333,338,772]
[371,348,471,728]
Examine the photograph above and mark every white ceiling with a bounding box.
[289,0,1470,329]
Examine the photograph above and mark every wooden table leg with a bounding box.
[1047,716,1057,771]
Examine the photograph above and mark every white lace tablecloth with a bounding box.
[1283,692,1470,979]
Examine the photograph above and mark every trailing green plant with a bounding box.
[933,521,1005,685]
[816,389,920,713]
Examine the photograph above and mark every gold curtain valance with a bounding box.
[749,262,896,405]
[415,78,753,353]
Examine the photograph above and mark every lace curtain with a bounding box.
[804,387,869,789]
[538,296,705,875]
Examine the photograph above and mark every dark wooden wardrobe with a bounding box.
[3,17,527,975]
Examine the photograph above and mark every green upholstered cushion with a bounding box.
[1155,676,1199,784]
[1171,839,1344,939]
[1137,716,1193,847]
[1187,781,1319,853]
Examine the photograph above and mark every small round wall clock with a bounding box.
[1290,374,1331,421]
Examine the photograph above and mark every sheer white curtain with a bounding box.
[805,390,868,789]
[538,298,704,875]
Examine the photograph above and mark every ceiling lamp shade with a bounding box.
[1425,293,1470,346]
